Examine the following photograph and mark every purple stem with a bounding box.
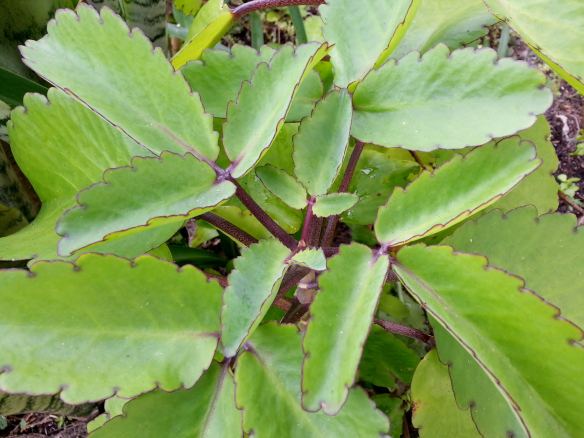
[232,0,325,18]
[374,318,434,346]
[300,197,316,247]
[199,212,258,247]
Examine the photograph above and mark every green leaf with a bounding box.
[21,4,219,160]
[0,392,93,417]
[445,206,584,330]
[312,192,359,218]
[87,396,128,433]
[433,323,528,437]
[90,363,241,438]
[0,67,47,108]
[0,204,27,237]
[293,89,353,196]
[235,324,389,436]
[221,239,291,357]
[171,0,234,69]
[286,68,324,123]
[57,152,235,256]
[371,394,404,438]
[484,0,584,93]
[256,165,307,210]
[0,89,181,262]
[302,243,389,414]
[375,138,539,246]
[320,0,418,87]
[411,350,480,437]
[174,0,202,15]
[290,248,327,271]
[0,254,222,404]
[352,45,552,151]
[211,206,272,241]
[492,116,559,213]
[394,245,584,437]
[223,43,328,178]
[392,0,496,59]
[359,325,420,390]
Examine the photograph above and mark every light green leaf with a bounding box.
[293,89,353,196]
[0,89,181,262]
[312,192,359,218]
[395,245,584,437]
[0,392,93,417]
[211,206,272,241]
[484,0,584,93]
[286,68,324,123]
[302,243,389,414]
[90,363,241,438]
[411,350,480,437]
[235,324,389,437]
[320,0,418,87]
[445,206,584,330]
[57,152,235,256]
[0,254,222,404]
[433,323,528,438]
[359,325,420,390]
[223,43,328,178]
[172,0,234,69]
[256,165,307,210]
[375,138,539,246]
[21,4,219,160]
[221,239,291,357]
[174,0,202,15]
[290,248,326,271]
[392,0,496,59]
[492,116,559,213]
[352,45,552,151]
[87,396,128,433]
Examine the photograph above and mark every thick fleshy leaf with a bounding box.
[302,243,389,414]
[375,138,539,246]
[0,392,93,417]
[493,116,559,213]
[433,323,528,438]
[221,239,291,357]
[174,0,202,15]
[320,0,418,87]
[352,45,552,151]
[21,4,219,160]
[235,324,389,437]
[0,254,222,404]
[171,0,234,70]
[392,0,496,59]
[90,363,241,438]
[182,45,323,122]
[411,351,480,437]
[445,206,584,330]
[256,165,307,210]
[87,396,128,433]
[394,245,584,437]
[293,89,352,196]
[290,248,326,271]
[372,394,404,438]
[312,193,359,218]
[359,325,420,390]
[223,43,328,178]
[484,0,584,93]
[0,89,181,261]
[57,152,235,256]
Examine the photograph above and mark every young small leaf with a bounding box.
[256,165,307,210]
[375,138,539,246]
[221,239,291,357]
[352,45,552,151]
[302,243,389,414]
[235,324,389,436]
[312,192,359,218]
[411,350,480,437]
[0,254,222,404]
[293,89,353,196]
[57,153,235,256]
[290,248,327,271]
[90,363,241,438]
[223,43,328,178]
[21,4,219,159]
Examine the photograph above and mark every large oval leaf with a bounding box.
[0,254,222,404]
[352,45,552,151]
[21,4,219,160]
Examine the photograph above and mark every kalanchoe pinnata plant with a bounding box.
[0,0,583,436]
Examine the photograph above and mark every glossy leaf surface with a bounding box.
[352,45,552,151]
[256,165,307,210]
[0,255,222,404]
[290,248,327,271]
[312,193,359,218]
[375,138,539,246]
[221,239,290,357]
[302,244,389,414]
